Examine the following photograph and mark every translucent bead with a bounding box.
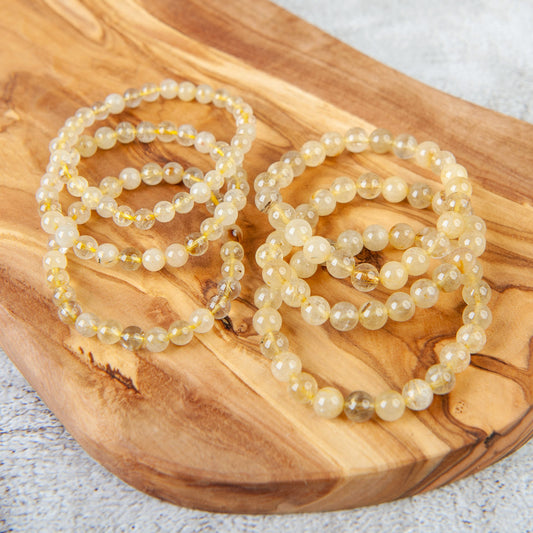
[97,320,122,344]
[362,224,388,251]
[445,193,472,215]
[382,176,408,203]
[437,212,465,239]
[46,268,69,289]
[439,342,471,373]
[326,250,354,279]
[280,150,306,177]
[345,127,368,152]
[67,176,88,197]
[99,176,123,198]
[194,131,216,154]
[253,307,282,335]
[446,247,476,274]
[155,120,176,143]
[351,263,379,292]
[178,81,196,101]
[330,176,356,203]
[359,300,387,330]
[281,279,310,308]
[224,189,246,210]
[344,391,374,422]
[172,192,194,214]
[81,186,103,210]
[177,124,197,146]
[432,263,462,292]
[119,167,141,190]
[386,292,415,322]
[58,300,81,325]
[266,230,292,256]
[410,279,439,308]
[140,82,160,102]
[301,295,330,325]
[392,133,417,159]
[407,182,432,209]
[414,141,439,168]
[120,326,145,351]
[336,230,363,256]
[134,208,155,230]
[271,352,302,382]
[380,261,408,290]
[415,227,451,259]
[96,196,117,218]
[43,250,67,270]
[73,235,97,260]
[389,223,415,250]
[74,312,98,336]
[320,131,345,156]
[432,191,447,215]
[268,202,295,230]
[160,78,179,99]
[375,390,405,421]
[41,210,65,234]
[95,243,119,267]
[255,244,283,268]
[52,285,76,306]
[300,140,326,167]
[190,182,212,204]
[402,379,433,410]
[459,230,486,257]
[445,177,472,198]
[254,172,276,192]
[118,247,142,271]
[142,248,165,271]
[368,128,393,153]
[195,83,214,103]
[284,219,312,246]
[463,304,492,329]
[94,127,116,149]
[260,331,289,359]
[124,88,142,108]
[330,301,358,331]
[441,163,468,185]
[220,241,245,261]
[185,233,208,256]
[163,162,184,185]
[431,150,456,175]
[425,364,456,394]
[254,286,282,309]
[145,327,169,352]
[464,215,487,234]
[267,161,294,188]
[313,387,344,418]
[356,172,382,199]
[294,203,319,229]
[113,206,134,227]
[136,121,156,143]
[154,201,175,223]
[303,236,332,264]
[217,279,242,301]
[190,308,215,334]
[55,224,79,248]
[456,324,486,353]
[290,251,317,278]
[262,260,295,288]
[310,189,336,216]
[208,295,231,319]
[115,122,136,144]
[141,163,163,186]
[462,280,491,305]
[168,320,194,346]
[76,135,97,157]
[289,373,318,404]
[221,259,245,280]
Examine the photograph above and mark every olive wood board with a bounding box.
[0,0,532,514]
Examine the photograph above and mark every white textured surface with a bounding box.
[2,1,533,531]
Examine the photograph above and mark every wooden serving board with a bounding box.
[1,0,532,514]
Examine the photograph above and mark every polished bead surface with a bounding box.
[288,372,318,404]
[425,364,456,394]
[145,327,169,352]
[402,379,433,410]
[375,391,405,421]
[120,326,145,351]
[351,263,379,292]
[330,301,358,331]
[313,387,344,418]
[271,352,302,382]
[439,342,471,373]
[359,300,388,330]
[386,292,416,322]
[301,295,330,325]
[344,391,375,422]
[260,331,289,359]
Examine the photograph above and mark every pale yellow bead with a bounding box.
[303,236,332,264]
[380,261,408,290]
[359,300,387,330]
[462,280,491,305]
[253,307,283,335]
[165,244,188,268]
[392,133,417,159]
[320,131,345,156]
[281,278,310,308]
[189,308,215,333]
[407,182,432,209]
[294,203,319,229]
[301,295,330,325]
[313,387,344,418]
[310,188,336,215]
[437,212,466,239]
[459,230,486,256]
[142,248,165,271]
[97,320,122,344]
[462,304,492,329]
[326,250,354,279]
[288,372,318,404]
[389,223,415,250]
[271,352,302,381]
[268,202,295,230]
[43,250,67,270]
[280,150,306,177]
[382,176,408,203]
[386,292,416,322]
[432,191,447,215]
[300,140,326,167]
[336,230,363,256]
[145,327,169,352]
[95,243,119,267]
[255,243,284,268]
[262,260,296,289]
[260,331,289,359]
[410,279,439,308]
[368,128,393,153]
[445,177,472,198]
[441,163,468,185]
[402,379,433,410]
[266,230,292,255]
[363,224,388,251]
[464,215,487,234]
[154,201,175,223]
[254,285,283,309]
[438,342,471,373]
[330,301,359,331]
[414,141,439,168]
[356,172,382,199]
[284,219,313,246]
[75,312,99,337]
[344,127,368,153]
[351,263,379,292]
[330,176,356,203]
[431,150,456,175]
[432,263,463,292]
[425,364,456,394]
[375,390,405,421]
[94,126,117,149]
[456,324,486,353]
[290,251,317,278]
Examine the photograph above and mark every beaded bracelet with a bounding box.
[38,80,254,352]
[252,127,491,422]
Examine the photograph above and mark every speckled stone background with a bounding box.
[1,1,532,531]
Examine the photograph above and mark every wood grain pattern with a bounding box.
[1,0,532,513]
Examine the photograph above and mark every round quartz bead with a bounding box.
[113,206,134,227]
[255,244,283,268]
[459,230,486,256]
[393,133,417,159]
[326,251,354,279]
[344,391,375,422]
[267,161,294,188]
[356,172,382,199]
[446,193,472,215]
[73,235,97,260]
[431,150,456,175]
[284,219,312,246]
[254,286,282,309]
[119,167,141,190]
[290,251,317,278]
[401,247,429,275]
[96,243,119,267]
[271,352,302,382]
[310,189,336,216]
[162,162,184,185]
[386,292,416,322]
[160,78,179,99]
[407,182,432,209]
[55,224,79,247]
[389,223,415,250]
[221,260,245,280]
[362,224,388,251]
[140,82,159,101]
[425,364,456,395]
[380,261,408,290]
[153,201,175,223]
[344,127,368,152]
[351,263,379,292]
[185,233,208,256]
[369,128,393,153]
[136,121,156,143]
[446,247,476,274]
[75,312,99,337]
[253,307,282,335]
[96,196,117,218]
[330,301,358,331]
[320,131,345,156]
[208,295,231,319]
[441,163,468,184]
[43,250,67,270]
[190,182,211,203]
[134,208,155,230]
[99,176,122,198]
[194,131,216,153]
[268,202,295,231]
[301,295,330,326]
[115,122,136,144]
[403,379,433,410]
[281,279,311,308]
[141,163,163,185]
[262,260,295,288]
[67,176,88,197]
[266,230,292,256]
[382,176,408,203]
[463,304,492,329]
[168,320,194,346]
[94,127,116,149]
[462,280,491,305]
[195,84,214,103]
[224,188,246,210]
[97,320,122,344]
[313,387,344,419]
[289,373,318,404]
[177,124,197,146]
[414,141,439,168]
[120,326,145,351]
[359,300,388,330]
[164,244,188,268]
[220,241,244,261]
[439,342,471,373]
[445,177,472,198]
[118,248,142,271]
[81,186,103,209]
[189,308,215,334]
[142,248,165,271]
[330,176,356,203]
[375,391,405,421]
[410,279,439,308]
[217,279,241,301]
[41,211,65,233]
[178,81,196,101]
[58,301,81,325]
[124,88,141,108]
[77,135,97,157]
[46,268,69,289]
[294,203,319,229]
[456,324,486,353]
[337,230,363,256]
[432,263,463,292]
[254,172,276,192]
[68,202,90,224]
[201,218,223,241]
[280,150,306,177]
[303,236,332,264]
[255,188,281,213]
[432,191,447,215]
[437,212,466,239]
[145,327,169,352]
[260,331,289,359]
[300,140,326,167]
[52,285,76,306]
[464,215,487,234]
